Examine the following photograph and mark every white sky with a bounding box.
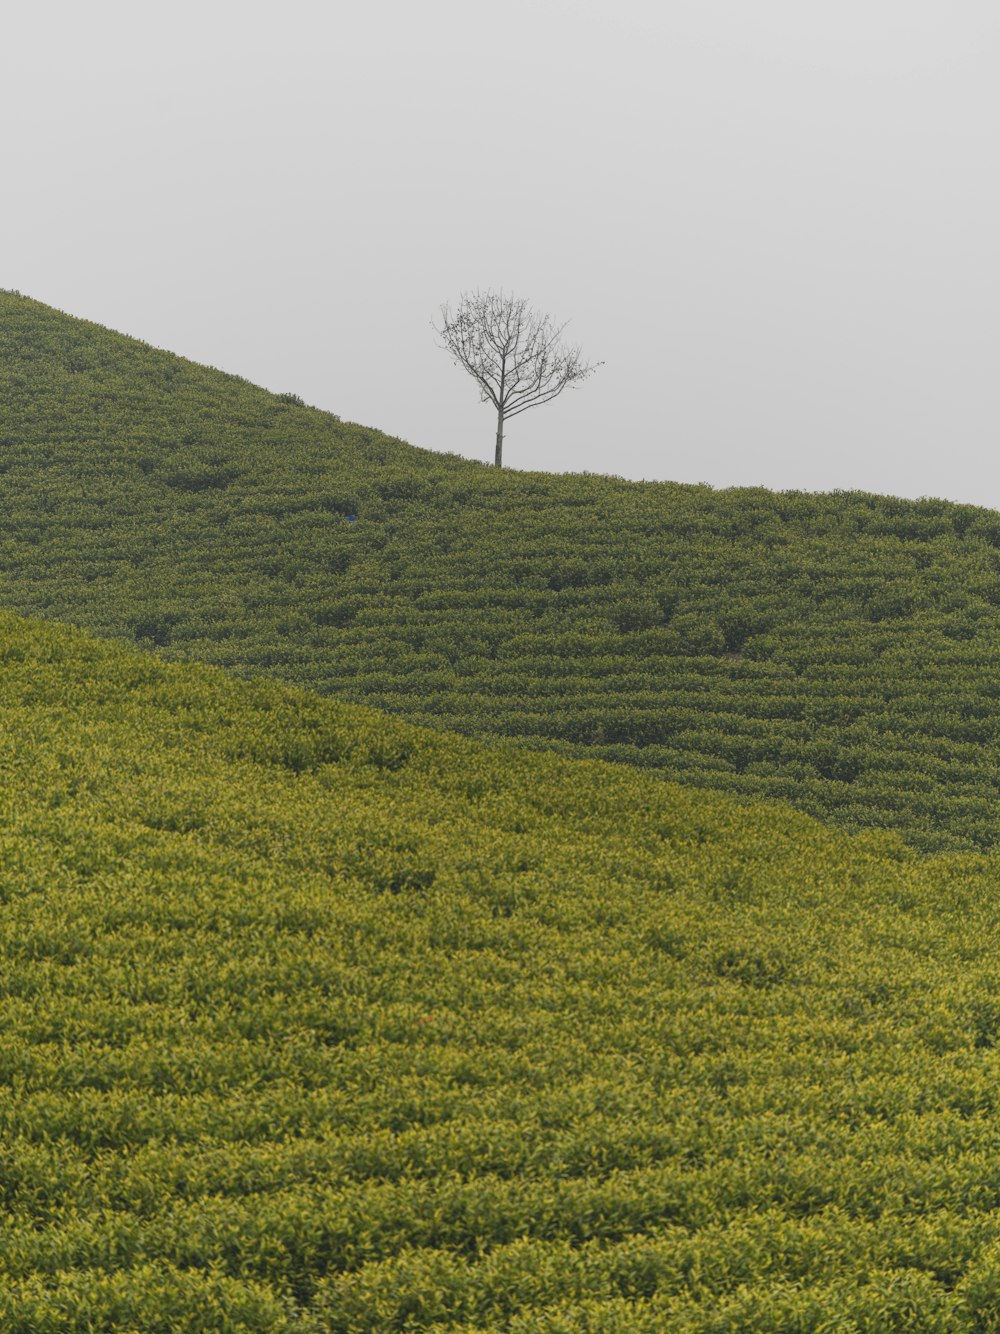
[3,1,999,505]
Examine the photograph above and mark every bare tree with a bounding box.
[434,290,601,467]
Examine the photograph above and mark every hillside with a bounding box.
[3,609,1000,1328]
[4,291,1000,852]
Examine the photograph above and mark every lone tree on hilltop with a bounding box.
[434,290,601,468]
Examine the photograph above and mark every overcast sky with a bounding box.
[4,1,999,506]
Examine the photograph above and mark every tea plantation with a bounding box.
[2,610,1000,1328]
[5,293,1000,852]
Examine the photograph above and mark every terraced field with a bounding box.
[0,611,999,1328]
[4,292,1000,851]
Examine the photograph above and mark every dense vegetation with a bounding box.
[5,292,1000,853]
[1,609,1000,1328]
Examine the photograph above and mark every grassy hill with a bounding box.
[2,608,1000,1328]
[5,291,1000,854]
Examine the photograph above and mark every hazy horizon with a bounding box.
[4,1,999,507]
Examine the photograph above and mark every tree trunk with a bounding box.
[495,408,504,468]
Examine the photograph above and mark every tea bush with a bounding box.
[6,294,1000,851]
[0,611,997,1324]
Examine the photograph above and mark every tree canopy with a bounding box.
[435,289,601,466]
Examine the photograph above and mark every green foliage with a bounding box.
[7,295,1000,851]
[0,610,994,1324]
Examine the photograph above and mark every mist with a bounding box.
[3,0,998,504]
